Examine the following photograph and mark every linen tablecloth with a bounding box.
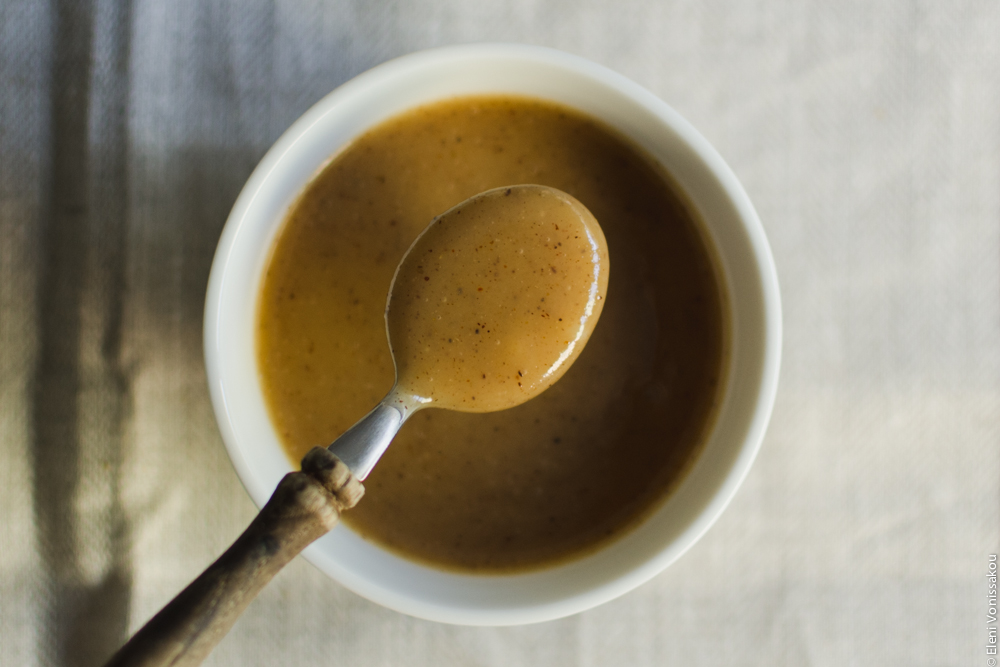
[2,1,997,665]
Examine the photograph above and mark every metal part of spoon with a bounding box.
[329,183,609,480]
[327,391,420,480]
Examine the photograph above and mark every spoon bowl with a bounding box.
[332,184,608,479]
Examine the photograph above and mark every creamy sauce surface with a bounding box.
[388,185,608,412]
[257,96,727,572]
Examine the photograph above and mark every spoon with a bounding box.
[105,185,609,667]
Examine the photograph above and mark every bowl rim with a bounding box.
[204,42,782,625]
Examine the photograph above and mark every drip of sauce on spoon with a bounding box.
[106,184,608,667]
[331,184,609,478]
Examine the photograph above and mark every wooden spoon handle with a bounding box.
[105,448,364,667]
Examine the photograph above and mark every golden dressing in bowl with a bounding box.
[257,96,727,572]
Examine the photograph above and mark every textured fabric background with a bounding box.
[2,1,998,665]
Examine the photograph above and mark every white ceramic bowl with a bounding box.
[204,44,781,626]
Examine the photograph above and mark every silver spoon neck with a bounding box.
[326,387,426,480]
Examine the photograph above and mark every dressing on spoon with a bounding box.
[330,184,609,478]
